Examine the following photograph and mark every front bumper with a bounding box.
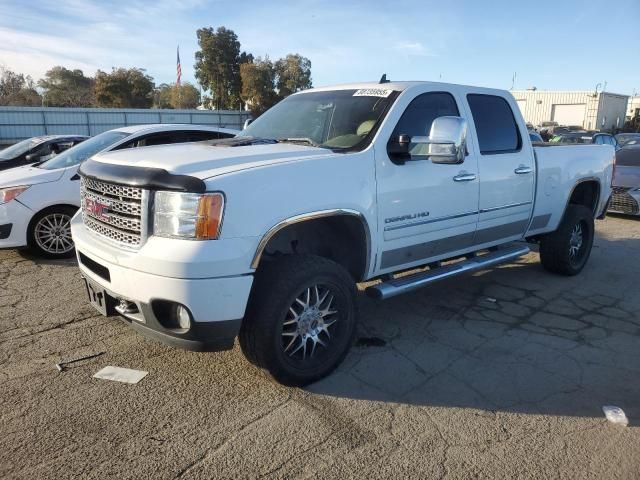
[608,188,640,216]
[72,215,255,351]
[0,200,32,248]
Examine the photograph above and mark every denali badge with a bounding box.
[385,211,430,224]
[85,198,111,222]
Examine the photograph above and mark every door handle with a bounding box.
[453,173,477,182]
[514,166,533,175]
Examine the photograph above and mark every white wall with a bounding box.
[511,90,629,131]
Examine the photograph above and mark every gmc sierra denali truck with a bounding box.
[70,81,614,386]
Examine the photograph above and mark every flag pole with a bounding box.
[176,45,182,109]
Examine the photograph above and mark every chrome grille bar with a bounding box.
[80,177,148,248]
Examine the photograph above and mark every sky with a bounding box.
[0,0,638,95]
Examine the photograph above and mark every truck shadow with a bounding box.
[309,233,640,422]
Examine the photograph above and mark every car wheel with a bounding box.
[539,205,594,276]
[239,254,358,386]
[27,206,77,259]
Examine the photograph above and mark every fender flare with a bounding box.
[250,209,372,276]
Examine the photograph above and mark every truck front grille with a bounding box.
[609,187,639,215]
[80,177,148,248]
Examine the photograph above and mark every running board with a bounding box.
[366,243,530,300]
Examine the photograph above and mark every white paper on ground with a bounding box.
[602,405,629,426]
[93,366,148,384]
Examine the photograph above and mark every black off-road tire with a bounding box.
[27,206,77,259]
[539,204,594,276]
[239,254,358,386]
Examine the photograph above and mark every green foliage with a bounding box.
[37,66,94,107]
[240,57,279,116]
[94,68,155,108]
[194,26,253,110]
[274,54,312,98]
[154,82,201,109]
[0,67,42,106]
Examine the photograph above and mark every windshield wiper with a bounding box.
[277,137,320,147]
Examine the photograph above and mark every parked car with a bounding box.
[609,145,640,216]
[71,81,613,386]
[550,132,619,149]
[0,124,237,257]
[615,133,640,147]
[0,135,87,171]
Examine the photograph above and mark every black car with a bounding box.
[0,135,88,171]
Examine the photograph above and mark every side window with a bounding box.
[183,131,221,142]
[142,132,186,147]
[467,94,522,154]
[392,92,459,139]
[594,135,604,145]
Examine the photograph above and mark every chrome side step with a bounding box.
[366,243,530,300]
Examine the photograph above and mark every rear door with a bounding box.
[375,89,480,273]
[465,93,534,246]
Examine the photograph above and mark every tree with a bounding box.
[37,66,94,107]
[194,26,252,110]
[274,54,312,97]
[240,57,279,116]
[0,67,42,106]
[94,68,155,108]
[154,82,201,109]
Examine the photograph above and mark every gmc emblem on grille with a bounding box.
[85,198,110,221]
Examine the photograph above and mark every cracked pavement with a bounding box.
[1,215,639,479]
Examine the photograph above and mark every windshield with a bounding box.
[241,89,397,150]
[38,131,129,170]
[0,138,44,161]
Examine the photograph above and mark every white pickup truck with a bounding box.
[70,81,614,386]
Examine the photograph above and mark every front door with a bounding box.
[375,91,480,274]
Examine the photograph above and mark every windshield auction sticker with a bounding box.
[353,89,393,97]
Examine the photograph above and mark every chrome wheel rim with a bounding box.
[34,213,74,254]
[569,222,584,259]
[281,285,338,361]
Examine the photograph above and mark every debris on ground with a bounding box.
[55,352,105,372]
[485,297,497,303]
[93,366,148,384]
[602,405,629,426]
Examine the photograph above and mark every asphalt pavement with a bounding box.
[1,215,639,479]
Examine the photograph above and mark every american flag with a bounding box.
[176,46,182,86]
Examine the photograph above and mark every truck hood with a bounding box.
[0,164,64,188]
[91,142,337,179]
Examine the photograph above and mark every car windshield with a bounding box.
[241,89,397,150]
[38,131,129,170]
[0,138,44,160]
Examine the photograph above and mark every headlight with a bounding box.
[153,191,224,240]
[0,185,30,204]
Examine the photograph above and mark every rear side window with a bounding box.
[467,94,522,154]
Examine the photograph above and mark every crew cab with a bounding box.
[70,81,614,386]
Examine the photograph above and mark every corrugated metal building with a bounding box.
[0,107,250,145]
[511,90,628,131]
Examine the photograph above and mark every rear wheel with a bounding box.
[27,206,77,259]
[539,205,594,276]
[239,255,357,386]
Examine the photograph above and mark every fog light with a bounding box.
[176,305,191,329]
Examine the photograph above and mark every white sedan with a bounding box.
[0,124,237,258]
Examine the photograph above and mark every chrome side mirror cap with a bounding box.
[412,116,468,164]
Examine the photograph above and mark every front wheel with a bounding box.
[27,206,77,259]
[539,205,594,276]
[239,255,358,386]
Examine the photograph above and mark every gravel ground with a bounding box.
[1,215,639,479]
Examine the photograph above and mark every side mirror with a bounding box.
[243,118,254,130]
[411,116,467,164]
